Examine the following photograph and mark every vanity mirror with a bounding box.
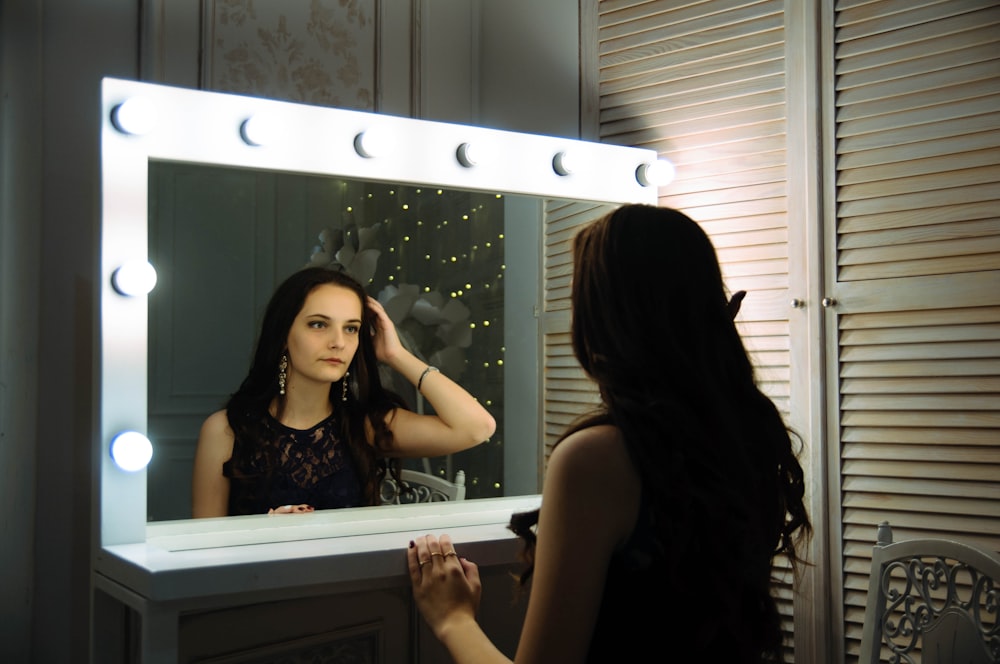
[99,77,662,546]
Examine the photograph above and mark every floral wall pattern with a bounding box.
[203,0,376,110]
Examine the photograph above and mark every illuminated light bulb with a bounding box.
[354,128,394,158]
[552,150,579,176]
[636,158,676,187]
[240,114,279,146]
[456,142,483,167]
[112,260,158,296]
[110,431,153,472]
[111,97,157,135]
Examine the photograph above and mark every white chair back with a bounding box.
[380,469,466,504]
[858,521,1000,664]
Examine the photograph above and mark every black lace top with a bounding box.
[222,411,364,515]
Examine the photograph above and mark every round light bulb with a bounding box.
[457,142,480,167]
[110,431,153,472]
[636,158,676,187]
[111,260,158,297]
[354,128,394,158]
[111,97,157,136]
[552,151,578,176]
[240,115,279,146]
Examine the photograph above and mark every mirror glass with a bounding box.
[147,162,523,520]
[99,77,657,544]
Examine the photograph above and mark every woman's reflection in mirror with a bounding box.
[407,204,812,663]
[191,267,496,517]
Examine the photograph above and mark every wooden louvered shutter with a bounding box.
[541,200,614,460]
[587,1,818,660]
[829,1,1000,661]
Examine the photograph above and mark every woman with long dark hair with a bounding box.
[192,267,495,517]
[407,204,811,663]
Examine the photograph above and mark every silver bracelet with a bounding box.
[417,365,439,392]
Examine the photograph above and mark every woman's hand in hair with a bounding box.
[367,296,406,364]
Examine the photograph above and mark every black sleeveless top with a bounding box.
[586,492,674,663]
[586,493,768,662]
[222,411,364,515]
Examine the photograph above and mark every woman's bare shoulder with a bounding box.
[195,409,235,464]
[545,423,641,549]
[554,424,626,457]
[199,409,232,437]
[549,424,633,480]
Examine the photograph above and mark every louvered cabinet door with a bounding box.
[541,200,613,461]
[826,2,1000,661]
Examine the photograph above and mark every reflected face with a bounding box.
[285,284,363,391]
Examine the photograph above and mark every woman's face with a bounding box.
[284,284,363,391]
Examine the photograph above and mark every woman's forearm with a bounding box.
[435,615,513,664]
[386,349,496,446]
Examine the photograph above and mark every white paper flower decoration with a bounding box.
[307,222,382,284]
[378,284,472,379]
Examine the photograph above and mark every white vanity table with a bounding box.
[94,497,539,662]
[94,78,660,662]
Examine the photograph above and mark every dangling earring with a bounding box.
[278,353,288,395]
[341,371,349,402]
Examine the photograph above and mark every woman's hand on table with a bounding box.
[267,504,314,515]
[407,533,482,639]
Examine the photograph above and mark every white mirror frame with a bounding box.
[99,77,658,547]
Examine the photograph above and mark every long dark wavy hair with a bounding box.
[226,267,406,505]
[508,204,811,661]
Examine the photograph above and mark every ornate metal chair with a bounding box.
[379,469,466,504]
[859,521,1000,664]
